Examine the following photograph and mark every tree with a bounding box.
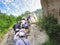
[24,11,30,17]
[17,14,24,21]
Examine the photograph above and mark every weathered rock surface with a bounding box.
[41,0,60,24]
[0,29,14,45]
[28,24,49,45]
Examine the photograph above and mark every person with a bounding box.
[27,15,30,23]
[13,28,26,45]
[20,22,30,34]
[15,31,31,45]
[20,17,29,29]
[21,17,30,29]
[24,22,29,29]
[13,21,20,34]
[21,17,26,24]
[14,28,26,40]
[20,17,26,28]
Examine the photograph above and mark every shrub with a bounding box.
[38,14,60,45]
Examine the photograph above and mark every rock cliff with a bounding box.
[41,0,60,24]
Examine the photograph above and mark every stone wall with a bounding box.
[41,0,60,24]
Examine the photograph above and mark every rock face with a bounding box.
[0,29,14,45]
[28,14,49,45]
[41,0,60,24]
[29,13,38,24]
[28,24,49,45]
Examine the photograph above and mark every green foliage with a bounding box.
[34,9,42,17]
[24,11,30,17]
[17,11,30,21]
[35,9,42,14]
[0,13,17,37]
[9,15,17,25]
[42,40,51,45]
[38,14,60,45]
[0,11,30,38]
[17,14,24,21]
[25,11,30,15]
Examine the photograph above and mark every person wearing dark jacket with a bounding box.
[13,21,21,34]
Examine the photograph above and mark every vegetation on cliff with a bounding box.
[38,14,60,45]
